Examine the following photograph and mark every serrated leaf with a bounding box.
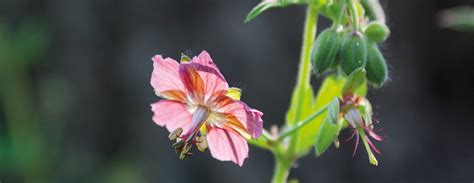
[342,67,366,95]
[292,74,346,156]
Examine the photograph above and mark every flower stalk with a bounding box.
[287,4,319,156]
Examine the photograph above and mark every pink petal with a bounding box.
[206,128,249,166]
[151,55,186,101]
[191,51,222,76]
[180,51,228,102]
[368,129,383,141]
[212,96,263,138]
[150,100,192,133]
[365,135,381,154]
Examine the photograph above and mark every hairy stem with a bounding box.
[349,0,360,31]
[287,4,319,156]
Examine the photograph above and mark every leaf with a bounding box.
[292,74,346,156]
[245,0,327,23]
[342,67,366,95]
[315,97,341,156]
[286,85,315,126]
[245,2,280,23]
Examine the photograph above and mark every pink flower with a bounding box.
[150,50,263,166]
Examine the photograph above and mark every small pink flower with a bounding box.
[150,50,263,166]
[340,95,383,166]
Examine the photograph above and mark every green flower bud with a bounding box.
[340,31,368,75]
[364,21,390,43]
[365,43,388,87]
[311,28,341,74]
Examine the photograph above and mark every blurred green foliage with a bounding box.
[438,6,474,32]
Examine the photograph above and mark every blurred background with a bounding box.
[0,0,473,182]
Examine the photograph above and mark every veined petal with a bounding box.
[212,95,263,138]
[192,51,223,77]
[180,51,228,102]
[206,128,249,166]
[179,64,206,100]
[151,100,192,133]
[151,55,186,101]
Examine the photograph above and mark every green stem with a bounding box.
[332,0,347,29]
[360,0,386,23]
[287,5,319,156]
[272,156,291,183]
[278,105,327,141]
[349,0,360,31]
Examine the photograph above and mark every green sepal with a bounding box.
[342,67,366,95]
[315,97,342,156]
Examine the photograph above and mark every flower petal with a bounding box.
[151,55,186,101]
[206,128,248,166]
[180,51,228,102]
[150,100,192,133]
[192,51,222,75]
[211,95,263,138]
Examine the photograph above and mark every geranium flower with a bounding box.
[341,95,383,166]
[150,51,263,166]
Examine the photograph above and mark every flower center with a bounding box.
[185,105,211,139]
[171,105,211,159]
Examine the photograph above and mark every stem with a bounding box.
[349,0,360,31]
[278,105,327,141]
[332,0,347,28]
[287,4,319,156]
[272,156,291,183]
[360,0,386,23]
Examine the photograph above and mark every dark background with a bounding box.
[0,0,473,182]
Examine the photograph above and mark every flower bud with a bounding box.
[340,31,368,75]
[364,21,390,43]
[365,43,388,87]
[311,29,341,74]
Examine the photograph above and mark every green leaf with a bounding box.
[244,0,327,23]
[315,97,341,156]
[342,67,366,95]
[291,74,346,156]
[286,85,315,126]
[245,2,280,23]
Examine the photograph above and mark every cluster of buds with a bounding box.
[311,0,390,87]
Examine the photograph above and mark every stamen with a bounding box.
[352,131,360,157]
[171,106,211,159]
